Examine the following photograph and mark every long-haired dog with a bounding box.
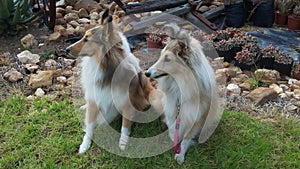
[66,9,159,154]
[145,24,222,164]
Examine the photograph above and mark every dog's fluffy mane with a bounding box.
[163,23,223,143]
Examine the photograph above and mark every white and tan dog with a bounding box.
[66,9,159,154]
[145,24,222,164]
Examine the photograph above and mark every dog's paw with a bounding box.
[119,134,129,151]
[174,154,185,165]
[78,139,91,154]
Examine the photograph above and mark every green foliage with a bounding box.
[275,0,295,14]
[0,0,42,34]
[247,73,260,89]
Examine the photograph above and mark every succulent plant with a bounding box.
[275,0,294,14]
[0,0,42,35]
[235,42,260,65]
[293,5,300,17]
[262,45,293,64]
[147,34,161,42]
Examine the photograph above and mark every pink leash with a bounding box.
[174,117,181,154]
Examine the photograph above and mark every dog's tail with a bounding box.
[198,89,224,143]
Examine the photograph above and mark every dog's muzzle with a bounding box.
[145,70,168,79]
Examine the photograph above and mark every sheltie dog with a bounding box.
[66,9,160,154]
[145,24,222,164]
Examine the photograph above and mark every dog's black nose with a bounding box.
[145,71,151,77]
[65,47,71,53]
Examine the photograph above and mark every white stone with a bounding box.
[17,50,40,64]
[57,76,67,84]
[288,79,298,85]
[227,83,241,95]
[35,88,45,97]
[269,84,283,94]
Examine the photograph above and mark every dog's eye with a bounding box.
[164,55,171,62]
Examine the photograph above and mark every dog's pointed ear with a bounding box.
[100,8,112,25]
[163,23,180,39]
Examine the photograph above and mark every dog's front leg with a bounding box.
[78,101,99,154]
[119,117,132,151]
[174,139,196,164]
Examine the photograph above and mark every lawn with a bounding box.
[0,95,299,169]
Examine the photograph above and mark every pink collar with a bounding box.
[174,117,181,154]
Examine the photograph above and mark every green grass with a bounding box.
[0,95,299,169]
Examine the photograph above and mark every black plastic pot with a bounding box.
[260,57,274,69]
[225,2,246,28]
[273,62,293,76]
[217,47,242,62]
[252,0,275,27]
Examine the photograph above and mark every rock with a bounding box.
[231,74,249,84]
[69,20,80,27]
[227,83,241,95]
[279,93,288,99]
[212,1,223,6]
[57,76,67,84]
[223,62,230,68]
[286,104,298,113]
[294,89,300,95]
[49,32,61,41]
[66,24,75,36]
[74,26,85,36]
[54,25,68,38]
[279,84,289,91]
[246,87,278,105]
[24,64,39,73]
[4,68,23,82]
[78,8,89,18]
[255,69,280,84]
[227,66,242,78]
[90,12,99,20]
[67,76,74,86]
[29,71,54,88]
[288,78,298,85]
[17,50,40,64]
[65,5,74,14]
[209,5,218,9]
[64,13,79,22]
[65,0,78,6]
[269,84,283,94]
[215,68,229,84]
[239,82,251,91]
[293,94,300,100]
[78,18,90,24]
[56,7,65,14]
[56,0,66,7]
[21,34,38,49]
[285,91,294,97]
[63,58,75,67]
[27,95,34,100]
[44,59,58,70]
[182,24,195,30]
[35,88,45,97]
[56,12,63,19]
[197,6,210,13]
[56,18,67,25]
[74,0,102,12]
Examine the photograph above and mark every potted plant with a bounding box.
[261,45,276,69]
[274,0,294,25]
[208,28,242,62]
[146,34,161,49]
[287,5,300,30]
[234,42,261,70]
[224,0,246,27]
[273,51,293,75]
